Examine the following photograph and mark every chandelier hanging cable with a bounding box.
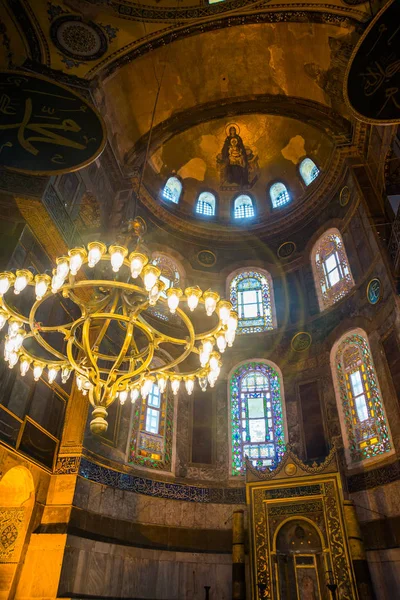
[0,219,238,434]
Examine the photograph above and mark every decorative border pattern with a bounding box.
[79,457,246,504]
[348,458,400,493]
[74,456,400,501]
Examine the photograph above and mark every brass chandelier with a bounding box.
[0,220,237,434]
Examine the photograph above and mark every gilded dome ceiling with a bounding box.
[145,113,333,220]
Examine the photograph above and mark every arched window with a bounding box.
[128,360,175,471]
[230,361,286,475]
[196,192,216,216]
[162,176,182,204]
[229,269,276,334]
[299,157,320,186]
[311,228,354,311]
[332,330,392,465]
[234,195,254,219]
[270,182,290,209]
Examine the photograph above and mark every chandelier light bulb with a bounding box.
[109,245,128,273]
[225,329,236,347]
[8,351,18,368]
[141,377,154,399]
[61,366,72,383]
[8,320,20,336]
[34,274,51,300]
[87,242,106,268]
[185,286,202,311]
[0,310,8,330]
[217,300,232,325]
[203,291,220,317]
[198,374,208,392]
[68,248,86,275]
[157,375,167,394]
[51,272,64,294]
[14,269,32,295]
[20,357,31,376]
[171,377,181,396]
[56,257,70,280]
[5,336,16,354]
[216,333,227,353]
[33,363,43,381]
[208,371,217,388]
[227,312,238,332]
[202,338,214,357]
[119,390,128,405]
[129,252,148,279]
[143,264,161,292]
[166,288,182,314]
[209,352,221,372]
[149,281,165,306]
[130,387,140,403]
[0,272,14,296]
[48,366,59,384]
[13,330,25,352]
[185,378,194,395]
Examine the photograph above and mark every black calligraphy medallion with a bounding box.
[0,70,106,175]
[344,0,400,124]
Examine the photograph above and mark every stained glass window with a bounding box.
[230,362,286,475]
[162,176,182,204]
[128,368,174,471]
[196,192,216,216]
[311,228,354,311]
[229,270,275,334]
[333,331,392,464]
[234,195,254,219]
[270,182,291,209]
[299,157,320,186]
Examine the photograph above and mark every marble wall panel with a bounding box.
[351,479,400,522]
[60,535,232,600]
[367,548,400,600]
[74,477,245,530]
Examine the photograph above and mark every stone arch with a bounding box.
[0,466,35,598]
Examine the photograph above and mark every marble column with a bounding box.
[343,500,376,600]
[232,509,246,600]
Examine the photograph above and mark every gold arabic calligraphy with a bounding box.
[359,16,400,118]
[0,97,86,156]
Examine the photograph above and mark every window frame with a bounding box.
[195,190,218,218]
[228,268,277,335]
[232,193,256,221]
[229,360,287,476]
[331,329,393,467]
[269,180,292,210]
[298,157,320,187]
[311,228,354,311]
[161,175,183,206]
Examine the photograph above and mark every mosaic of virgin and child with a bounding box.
[217,124,259,190]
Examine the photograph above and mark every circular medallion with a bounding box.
[0,71,106,175]
[284,463,297,476]
[291,332,312,352]
[367,278,382,305]
[51,16,108,61]
[339,186,351,207]
[197,250,216,268]
[277,241,296,259]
